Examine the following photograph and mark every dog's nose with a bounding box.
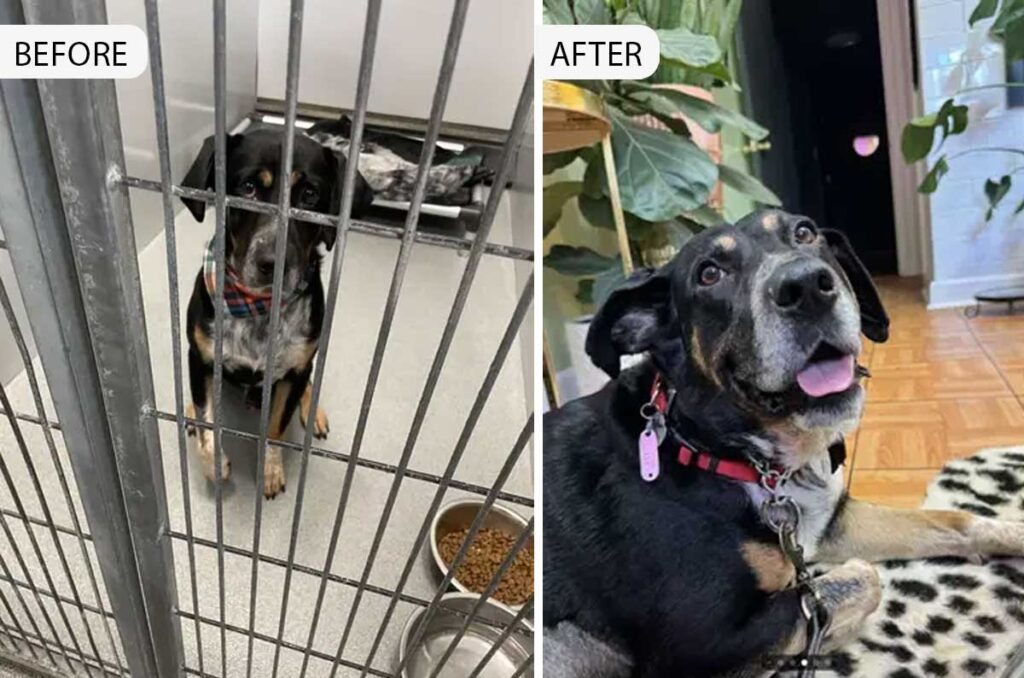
[770,260,837,317]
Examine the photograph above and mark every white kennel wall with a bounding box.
[257,0,534,130]
[109,0,259,247]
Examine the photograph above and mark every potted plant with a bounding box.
[542,0,780,306]
[542,0,778,400]
[901,0,1024,221]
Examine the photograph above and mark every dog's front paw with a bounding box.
[185,403,198,437]
[813,559,881,649]
[309,406,330,439]
[263,450,286,499]
[970,517,1024,557]
[301,402,330,439]
[194,438,229,481]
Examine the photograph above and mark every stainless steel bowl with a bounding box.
[429,500,532,608]
[397,593,533,678]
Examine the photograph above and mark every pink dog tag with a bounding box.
[638,427,660,482]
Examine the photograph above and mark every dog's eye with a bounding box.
[697,262,723,286]
[794,223,817,244]
[240,180,257,198]
[298,186,320,206]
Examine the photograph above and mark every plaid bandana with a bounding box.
[203,239,313,319]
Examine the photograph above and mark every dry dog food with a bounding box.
[438,527,534,606]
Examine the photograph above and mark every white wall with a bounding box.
[257,0,533,131]
[110,0,259,247]
[2,1,259,387]
[915,0,1024,307]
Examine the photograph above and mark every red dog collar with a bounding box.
[648,373,782,489]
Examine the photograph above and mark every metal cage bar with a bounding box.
[0,0,536,674]
[329,58,533,676]
[294,2,479,674]
[268,0,383,674]
[393,417,533,676]
[0,381,103,677]
[358,274,534,671]
[0,5,178,670]
[0,275,126,676]
[140,0,206,673]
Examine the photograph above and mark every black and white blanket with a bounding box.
[307,115,493,206]
[840,447,1024,678]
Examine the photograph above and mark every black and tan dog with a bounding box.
[543,209,1024,677]
[180,129,372,498]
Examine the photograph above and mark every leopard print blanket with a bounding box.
[838,447,1024,678]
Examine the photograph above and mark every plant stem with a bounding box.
[955,83,1024,96]
[948,147,1024,161]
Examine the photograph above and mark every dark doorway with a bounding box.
[737,0,899,274]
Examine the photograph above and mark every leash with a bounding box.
[641,373,831,676]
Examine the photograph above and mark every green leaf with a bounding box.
[624,84,768,139]
[681,204,723,227]
[970,0,999,25]
[1014,197,1024,215]
[650,112,694,136]
[544,146,593,174]
[901,123,935,163]
[638,0,661,24]
[717,164,782,206]
[620,9,647,25]
[544,0,575,24]
[582,158,606,197]
[575,278,595,304]
[593,265,628,307]
[984,174,1012,220]
[574,0,612,24]
[577,194,655,239]
[656,26,723,67]
[918,156,949,194]
[544,244,620,276]
[715,0,744,52]
[543,181,583,236]
[608,108,719,220]
[902,99,970,162]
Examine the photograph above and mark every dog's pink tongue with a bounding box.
[796,354,855,397]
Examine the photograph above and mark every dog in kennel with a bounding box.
[542,209,1024,677]
[180,129,372,498]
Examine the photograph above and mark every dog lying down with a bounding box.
[543,209,1024,677]
[179,129,373,499]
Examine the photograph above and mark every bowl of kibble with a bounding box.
[430,500,534,609]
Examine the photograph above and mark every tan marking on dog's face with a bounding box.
[690,327,721,388]
[762,212,779,231]
[289,170,301,187]
[741,542,795,592]
[258,169,274,188]
[713,234,736,251]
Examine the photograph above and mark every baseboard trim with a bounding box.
[927,272,1024,309]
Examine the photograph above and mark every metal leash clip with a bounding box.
[753,465,831,678]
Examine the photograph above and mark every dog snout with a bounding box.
[770,260,837,318]
[256,258,275,277]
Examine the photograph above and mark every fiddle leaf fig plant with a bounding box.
[543,0,780,306]
[902,0,1024,221]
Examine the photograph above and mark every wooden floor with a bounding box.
[847,277,1024,508]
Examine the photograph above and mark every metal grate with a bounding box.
[0,0,534,676]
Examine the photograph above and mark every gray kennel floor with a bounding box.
[0,189,533,677]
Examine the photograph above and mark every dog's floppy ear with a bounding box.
[585,266,679,377]
[180,134,240,222]
[822,228,889,343]
[319,148,374,251]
